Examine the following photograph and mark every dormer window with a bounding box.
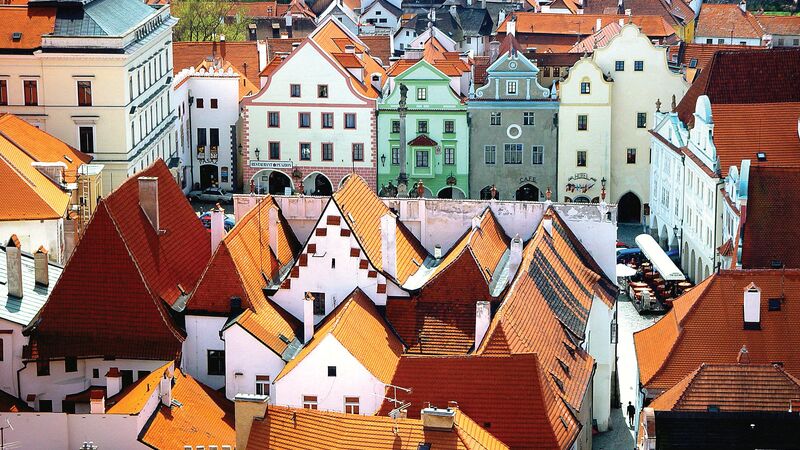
[506,80,518,95]
[580,81,590,95]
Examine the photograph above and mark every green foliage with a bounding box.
[172,0,248,42]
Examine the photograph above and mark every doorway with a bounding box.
[617,192,642,223]
[515,183,539,201]
[200,165,218,189]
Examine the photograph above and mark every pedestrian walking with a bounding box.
[626,401,636,428]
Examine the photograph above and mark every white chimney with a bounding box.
[498,10,505,26]
[34,246,49,287]
[345,44,356,54]
[434,245,442,259]
[542,211,553,237]
[5,235,23,299]
[90,389,105,414]
[471,215,482,231]
[421,407,455,430]
[371,74,383,93]
[138,177,160,232]
[506,234,523,284]
[268,206,279,259]
[160,367,173,406]
[106,367,122,398]
[475,301,491,349]
[743,283,761,328]
[596,18,602,31]
[211,205,225,253]
[380,213,397,278]
[303,292,315,343]
[739,0,746,13]
[507,16,516,36]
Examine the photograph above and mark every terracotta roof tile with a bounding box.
[472,55,490,87]
[106,362,172,414]
[0,388,32,412]
[635,270,800,393]
[582,0,696,26]
[377,354,580,449]
[333,175,429,285]
[387,37,471,77]
[26,160,210,361]
[670,42,766,77]
[570,21,622,53]
[140,369,235,449]
[276,288,404,383]
[248,405,508,450]
[497,13,676,38]
[358,35,392,66]
[649,363,800,412]
[173,41,261,87]
[387,300,476,354]
[695,4,764,39]
[756,14,800,36]
[264,37,303,61]
[0,5,56,51]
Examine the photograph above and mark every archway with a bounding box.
[303,172,333,196]
[480,185,500,200]
[437,187,466,199]
[200,164,219,189]
[617,192,642,223]
[251,169,293,195]
[410,186,433,198]
[515,183,540,201]
[573,196,590,203]
[660,226,669,250]
[689,249,696,283]
[682,242,689,272]
[339,174,353,189]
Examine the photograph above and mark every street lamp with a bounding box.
[380,154,386,167]
[254,147,260,160]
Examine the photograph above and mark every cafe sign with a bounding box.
[249,160,293,169]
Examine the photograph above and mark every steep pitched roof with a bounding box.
[172,41,261,87]
[247,405,508,450]
[497,13,676,38]
[739,165,800,269]
[570,21,622,53]
[755,14,800,36]
[695,3,764,39]
[0,5,56,51]
[275,289,404,384]
[139,369,235,449]
[582,0,696,27]
[26,160,210,361]
[107,361,173,414]
[387,36,471,78]
[649,363,800,412]
[669,42,767,81]
[333,175,429,285]
[0,246,62,327]
[358,34,392,66]
[634,270,800,392]
[376,354,580,450]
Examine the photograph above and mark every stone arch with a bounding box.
[339,174,353,189]
[302,171,333,196]
[250,169,294,195]
[660,225,669,250]
[411,186,433,199]
[617,192,642,223]
[573,196,591,203]
[682,242,689,272]
[437,186,466,199]
[690,249,696,283]
[480,185,500,200]
[515,183,540,201]
[704,264,711,280]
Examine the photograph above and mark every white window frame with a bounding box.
[484,145,496,165]
[506,80,518,95]
[532,145,543,165]
[255,375,270,395]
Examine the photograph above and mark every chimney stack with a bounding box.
[471,215,482,231]
[475,301,491,349]
[303,292,315,343]
[90,389,105,414]
[506,234,523,285]
[380,213,397,278]
[507,15,516,37]
[371,74,383,93]
[138,177,160,232]
[743,283,761,329]
[235,394,269,450]
[345,44,356,54]
[106,367,122,398]
[159,367,174,407]
[434,245,442,259]
[421,406,456,430]
[739,0,747,14]
[34,246,49,287]
[596,18,602,32]
[542,210,553,237]
[5,235,23,299]
[737,345,750,364]
[211,204,226,253]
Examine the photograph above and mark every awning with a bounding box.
[635,234,685,281]
[616,264,636,278]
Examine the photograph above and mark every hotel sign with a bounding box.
[249,160,293,169]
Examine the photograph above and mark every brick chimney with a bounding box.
[210,204,226,253]
[138,177,160,232]
[743,283,761,329]
[737,345,750,364]
[235,394,268,450]
[380,213,397,278]
[34,246,48,287]
[541,210,553,237]
[90,389,105,414]
[5,235,23,299]
[303,292,315,343]
[475,301,491,349]
[106,367,122,398]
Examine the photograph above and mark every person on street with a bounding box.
[627,401,636,428]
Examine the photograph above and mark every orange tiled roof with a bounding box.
[695,3,764,39]
[635,270,800,393]
[582,0,696,27]
[376,354,580,449]
[756,14,800,36]
[230,1,316,19]
[247,405,508,450]
[275,288,404,384]
[669,42,767,82]
[0,5,55,51]
[497,13,676,38]
[194,59,261,100]
[173,41,261,87]
[107,362,173,414]
[570,21,622,53]
[358,35,392,66]
[333,174,429,285]
[140,369,235,449]
[387,37,470,77]
[649,363,800,412]
[0,141,68,221]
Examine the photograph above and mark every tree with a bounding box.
[172,0,247,42]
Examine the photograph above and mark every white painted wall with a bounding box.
[223,324,286,401]
[0,219,63,264]
[274,334,386,415]
[361,2,399,31]
[182,315,227,389]
[694,35,762,46]
[0,322,25,397]
[586,295,615,432]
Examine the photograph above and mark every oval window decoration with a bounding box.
[509,61,518,70]
[507,124,522,139]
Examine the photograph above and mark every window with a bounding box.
[577,150,587,167]
[290,84,301,97]
[77,81,92,106]
[417,120,428,134]
[532,145,543,165]
[506,80,518,95]
[65,357,77,373]
[634,60,644,71]
[38,400,53,412]
[523,112,535,126]
[328,366,337,377]
[322,143,334,161]
[344,113,356,129]
[210,128,219,147]
[543,66,551,77]
[504,143,523,164]
[322,112,334,129]
[137,370,150,380]
[37,359,50,376]
[416,87,427,100]
[415,150,429,167]
[210,98,218,109]
[718,38,724,44]
[777,38,785,46]
[706,38,713,44]
[207,350,225,376]
[92,368,99,378]
[444,147,455,165]
[794,39,800,46]
[222,167,229,182]
[627,148,637,164]
[268,111,280,127]
[444,120,455,133]
[23,80,38,106]
[196,98,204,108]
[197,128,207,147]
[577,114,588,131]
[300,143,311,161]
[484,145,496,165]
[255,375,270,395]
[121,370,134,387]
[310,292,324,315]
[318,84,328,98]
[637,112,647,128]
[345,397,360,414]
[580,81,590,94]
[299,112,311,128]
[352,143,364,161]
[303,395,318,409]
[391,147,399,165]
[615,60,624,71]
[79,127,94,154]
[391,120,400,133]
[0,80,6,105]
[553,66,561,77]
[490,112,501,126]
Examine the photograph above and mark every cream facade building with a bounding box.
[558,24,688,223]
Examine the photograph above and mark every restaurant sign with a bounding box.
[565,173,597,193]
[249,160,293,169]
